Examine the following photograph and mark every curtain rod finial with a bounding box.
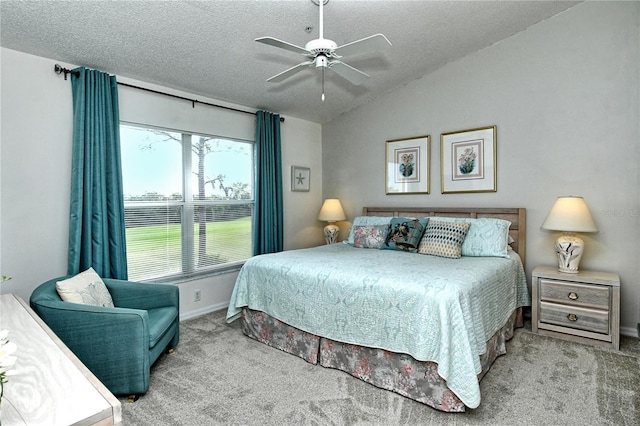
[54,64,80,80]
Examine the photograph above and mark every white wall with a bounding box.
[0,48,322,319]
[1,48,72,307]
[281,117,324,249]
[323,1,640,335]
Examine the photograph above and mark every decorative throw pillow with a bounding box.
[56,267,115,307]
[431,217,512,258]
[418,220,471,259]
[380,218,428,253]
[353,225,389,249]
[346,216,393,245]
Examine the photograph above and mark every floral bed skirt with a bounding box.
[241,307,523,412]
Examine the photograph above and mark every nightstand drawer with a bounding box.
[539,279,610,310]
[539,301,609,334]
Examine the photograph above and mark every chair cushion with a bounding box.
[147,306,179,348]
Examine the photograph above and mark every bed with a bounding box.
[226,207,529,412]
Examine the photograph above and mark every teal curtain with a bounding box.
[68,67,128,279]
[253,110,283,255]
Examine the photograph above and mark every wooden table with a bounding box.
[0,294,122,425]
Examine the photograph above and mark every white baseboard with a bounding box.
[180,302,229,321]
[620,325,638,338]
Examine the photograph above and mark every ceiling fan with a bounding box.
[256,0,392,101]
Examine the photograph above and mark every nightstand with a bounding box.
[532,266,620,350]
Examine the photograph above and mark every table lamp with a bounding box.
[540,196,598,273]
[318,198,346,244]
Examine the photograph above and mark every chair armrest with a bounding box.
[104,279,179,311]
[30,299,149,339]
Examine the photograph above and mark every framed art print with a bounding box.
[441,126,496,194]
[291,166,310,192]
[385,135,430,194]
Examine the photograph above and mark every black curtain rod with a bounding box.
[54,64,284,122]
[54,64,79,80]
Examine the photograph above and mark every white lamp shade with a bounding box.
[541,196,598,233]
[318,199,346,222]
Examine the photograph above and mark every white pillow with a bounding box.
[56,267,115,307]
[433,217,512,258]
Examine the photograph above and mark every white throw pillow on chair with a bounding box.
[56,267,115,308]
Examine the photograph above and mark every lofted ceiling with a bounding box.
[0,0,579,124]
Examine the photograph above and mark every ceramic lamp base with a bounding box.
[554,233,584,274]
[323,223,340,245]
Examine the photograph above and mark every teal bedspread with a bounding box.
[226,243,530,408]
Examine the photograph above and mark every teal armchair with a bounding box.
[30,277,180,397]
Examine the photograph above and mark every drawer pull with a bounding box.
[567,313,578,322]
[568,292,579,300]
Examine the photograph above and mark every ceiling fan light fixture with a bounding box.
[315,55,328,68]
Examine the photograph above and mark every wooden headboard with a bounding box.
[362,207,526,267]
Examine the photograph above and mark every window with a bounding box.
[120,123,254,281]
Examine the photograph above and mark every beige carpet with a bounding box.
[121,310,640,425]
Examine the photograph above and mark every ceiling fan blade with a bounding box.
[255,37,310,55]
[266,61,314,83]
[329,60,370,85]
[334,33,392,57]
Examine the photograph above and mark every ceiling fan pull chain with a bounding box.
[321,67,325,102]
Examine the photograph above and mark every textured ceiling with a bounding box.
[0,0,579,124]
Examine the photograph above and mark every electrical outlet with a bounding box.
[194,290,201,302]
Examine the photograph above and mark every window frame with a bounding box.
[120,121,255,282]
